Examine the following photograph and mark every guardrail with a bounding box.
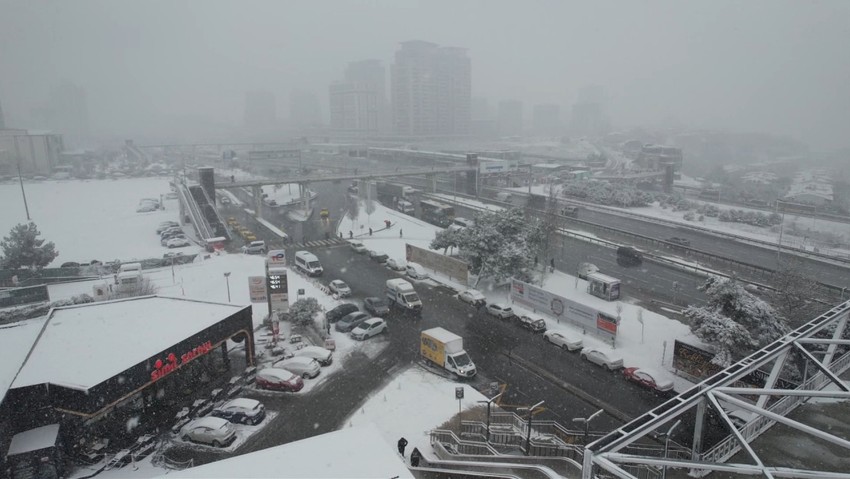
[178,182,214,240]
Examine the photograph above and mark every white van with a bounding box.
[119,263,142,274]
[396,200,414,214]
[294,251,323,276]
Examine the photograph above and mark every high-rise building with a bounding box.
[571,85,609,137]
[391,40,470,136]
[329,60,387,135]
[244,90,277,129]
[497,100,523,136]
[290,90,322,128]
[532,104,561,135]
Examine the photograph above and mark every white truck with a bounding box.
[420,328,476,378]
[385,278,422,314]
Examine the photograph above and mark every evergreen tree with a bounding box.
[685,277,789,366]
[0,222,59,270]
[289,297,322,326]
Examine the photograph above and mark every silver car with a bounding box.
[543,330,583,351]
[329,279,352,297]
[580,347,624,371]
[274,356,321,379]
[180,416,237,447]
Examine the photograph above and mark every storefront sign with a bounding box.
[151,340,214,382]
[248,276,267,302]
[267,250,286,265]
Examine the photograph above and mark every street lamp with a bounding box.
[572,408,604,445]
[518,400,544,456]
[223,272,231,302]
[476,392,503,444]
[657,419,682,479]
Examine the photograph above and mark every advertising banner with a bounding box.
[510,278,618,338]
[248,276,267,303]
[0,284,50,308]
[405,243,469,283]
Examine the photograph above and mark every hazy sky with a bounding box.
[1,0,848,148]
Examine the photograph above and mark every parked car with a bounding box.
[60,262,81,268]
[458,289,486,308]
[160,226,182,237]
[255,368,304,392]
[666,237,691,247]
[349,241,367,253]
[486,303,515,320]
[211,398,266,425]
[165,192,179,200]
[386,258,407,271]
[363,297,390,316]
[294,346,333,366]
[226,217,239,226]
[273,356,321,379]
[326,303,359,323]
[156,221,179,234]
[190,398,214,418]
[351,317,388,340]
[328,279,352,297]
[577,262,599,280]
[162,234,187,246]
[543,330,583,351]
[580,347,625,371]
[406,262,429,279]
[167,237,191,248]
[241,240,266,254]
[622,367,674,393]
[516,315,546,332]
[180,417,237,448]
[136,203,159,213]
[369,251,389,263]
[335,311,371,332]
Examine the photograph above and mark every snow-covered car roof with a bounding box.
[220,398,261,410]
[257,368,297,381]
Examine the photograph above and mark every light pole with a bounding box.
[223,272,231,302]
[518,400,544,456]
[572,408,604,445]
[476,392,503,444]
[658,419,681,479]
[16,157,31,220]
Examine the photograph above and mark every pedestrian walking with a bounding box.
[410,448,422,467]
[534,255,539,267]
[397,437,408,456]
[339,232,343,239]
[549,258,555,273]
[349,231,353,239]
[399,229,403,238]
[369,227,373,236]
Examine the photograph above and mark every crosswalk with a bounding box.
[290,237,347,249]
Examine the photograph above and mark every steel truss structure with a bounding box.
[583,301,850,479]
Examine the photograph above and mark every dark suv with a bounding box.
[326,303,359,323]
[617,246,643,266]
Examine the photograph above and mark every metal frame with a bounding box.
[583,301,850,479]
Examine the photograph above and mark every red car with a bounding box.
[255,368,304,392]
[622,367,674,393]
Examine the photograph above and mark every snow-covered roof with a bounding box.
[12,296,246,391]
[7,424,60,456]
[0,318,48,405]
[163,424,413,478]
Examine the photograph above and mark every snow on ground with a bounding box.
[337,199,439,264]
[0,178,201,265]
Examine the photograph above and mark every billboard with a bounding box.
[509,278,618,338]
[247,276,267,303]
[267,267,289,314]
[0,284,50,308]
[405,243,469,283]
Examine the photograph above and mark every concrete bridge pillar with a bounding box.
[252,185,263,217]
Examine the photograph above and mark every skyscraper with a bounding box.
[497,100,523,136]
[571,85,609,137]
[391,40,470,136]
[243,90,277,129]
[329,59,387,135]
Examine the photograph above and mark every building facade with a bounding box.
[329,59,387,135]
[391,41,470,136]
[0,129,64,176]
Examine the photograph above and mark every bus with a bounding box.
[419,199,455,228]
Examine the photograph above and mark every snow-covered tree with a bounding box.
[431,208,541,285]
[770,259,822,325]
[0,222,59,270]
[685,276,789,366]
[289,297,322,326]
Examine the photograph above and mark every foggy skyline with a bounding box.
[1,0,848,148]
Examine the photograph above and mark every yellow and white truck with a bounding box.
[420,327,476,378]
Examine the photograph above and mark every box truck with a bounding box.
[385,278,422,313]
[420,328,476,378]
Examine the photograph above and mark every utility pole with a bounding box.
[16,157,31,220]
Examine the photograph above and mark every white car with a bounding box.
[328,279,351,297]
[386,258,407,271]
[180,416,237,448]
[350,317,387,340]
[167,237,191,248]
[405,262,429,279]
[543,330,583,351]
[486,303,515,319]
[273,356,321,379]
[294,346,333,366]
[349,241,367,253]
[580,347,625,371]
[458,289,486,308]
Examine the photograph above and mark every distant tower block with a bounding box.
[198,167,216,201]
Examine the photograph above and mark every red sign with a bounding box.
[596,313,618,334]
[151,341,214,382]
